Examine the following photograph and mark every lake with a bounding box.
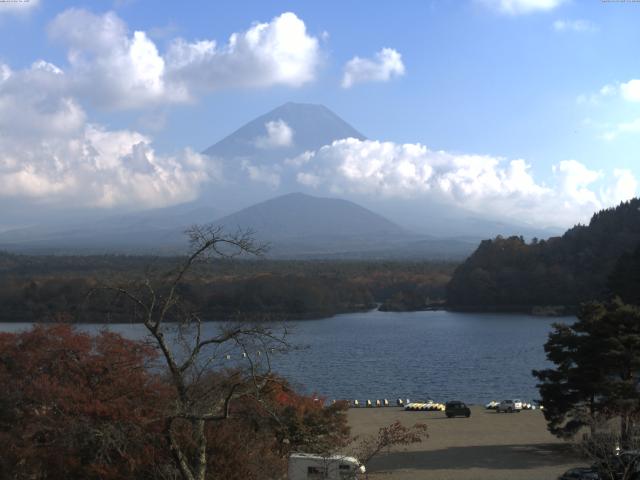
[0,310,570,405]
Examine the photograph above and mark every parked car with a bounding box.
[496,399,521,413]
[445,401,471,418]
[485,400,499,409]
[558,467,601,479]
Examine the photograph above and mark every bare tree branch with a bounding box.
[96,225,288,480]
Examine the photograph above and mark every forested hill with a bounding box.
[446,198,640,312]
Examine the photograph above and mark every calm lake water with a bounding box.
[0,310,570,405]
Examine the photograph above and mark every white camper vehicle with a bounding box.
[288,453,366,480]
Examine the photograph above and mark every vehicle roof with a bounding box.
[289,453,360,463]
[567,467,598,474]
[619,450,640,456]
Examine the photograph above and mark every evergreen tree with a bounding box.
[448,198,640,310]
[609,244,640,305]
[534,299,640,444]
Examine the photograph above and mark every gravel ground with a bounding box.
[348,406,584,480]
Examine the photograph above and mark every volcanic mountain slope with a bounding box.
[203,102,365,160]
[211,192,478,258]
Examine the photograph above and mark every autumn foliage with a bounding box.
[268,383,351,454]
[0,325,351,479]
[0,324,168,479]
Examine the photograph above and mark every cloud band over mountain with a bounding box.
[271,138,637,228]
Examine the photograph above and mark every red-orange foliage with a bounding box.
[196,377,350,479]
[267,381,351,454]
[0,326,352,480]
[0,324,169,479]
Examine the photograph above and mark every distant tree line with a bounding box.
[0,255,455,322]
[447,198,640,312]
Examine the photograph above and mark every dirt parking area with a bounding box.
[348,406,584,480]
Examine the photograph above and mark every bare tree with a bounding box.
[580,419,640,480]
[349,421,428,468]
[98,225,289,480]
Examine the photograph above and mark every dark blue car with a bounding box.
[558,467,600,480]
[445,401,470,418]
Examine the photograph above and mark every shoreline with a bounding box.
[0,305,574,325]
[445,304,575,317]
[348,406,582,479]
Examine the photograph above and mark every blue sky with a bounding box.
[1,0,639,227]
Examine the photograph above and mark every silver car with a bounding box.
[496,399,521,413]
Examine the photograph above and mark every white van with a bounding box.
[288,453,366,480]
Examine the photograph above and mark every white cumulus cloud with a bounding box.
[577,83,616,106]
[552,160,601,207]
[585,79,640,106]
[480,0,566,15]
[254,120,294,149]
[48,9,180,110]
[241,161,281,189]
[602,169,638,206]
[620,79,640,102]
[166,12,320,95]
[0,61,214,209]
[47,9,321,110]
[286,138,636,227]
[600,117,640,141]
[342,48,405,89]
